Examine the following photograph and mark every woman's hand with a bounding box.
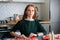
[29,33,38,40]
[19,34,28,39]
[29,33,37,38]
[38,32,44,36]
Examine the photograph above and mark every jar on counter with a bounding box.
[0,20,5,24]
[16,15,20,23]
[13,14,20,22]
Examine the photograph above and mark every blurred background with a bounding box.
[0,0,50,38]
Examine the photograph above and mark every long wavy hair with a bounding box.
[22,4,36,20]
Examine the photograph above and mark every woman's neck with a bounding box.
[25,17,34,21]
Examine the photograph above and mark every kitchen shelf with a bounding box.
[0,0,45,3]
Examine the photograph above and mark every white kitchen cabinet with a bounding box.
[0,0,45,3]
[12,0,45,3]
[0,0,12,1]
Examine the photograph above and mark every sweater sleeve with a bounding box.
[36,20,47,35]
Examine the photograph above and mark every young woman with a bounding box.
[10,4,47,39]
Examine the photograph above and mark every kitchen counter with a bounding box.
[0,22,16,26]
[39,21,50,24]
[0,21,50,26]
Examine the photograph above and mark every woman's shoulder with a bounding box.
[19,19,25,22]
[35,19,39,22]
[35,19,41,24]
[35,19,42,22]
[16,20,24,24]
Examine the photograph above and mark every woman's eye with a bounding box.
[27,10,30,11]
[32,10,34,11]
[27,10,34,11]
[27,9,30,11]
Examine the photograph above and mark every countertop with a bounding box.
[0,21,50,26]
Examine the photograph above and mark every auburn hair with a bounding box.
[22,4,36,20]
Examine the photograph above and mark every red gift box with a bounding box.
[43,35,49,40]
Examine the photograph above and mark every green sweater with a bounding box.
[11,19,47,37]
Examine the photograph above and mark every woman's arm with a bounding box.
[29,33,37,37]
[37,22,47,35]
[10,31,19,37]
[10,31,28,38]
[35,20,47,35]
[37,32,44,36]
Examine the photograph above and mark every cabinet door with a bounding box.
[13,0,45,3]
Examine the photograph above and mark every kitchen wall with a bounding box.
[0,0,50,21]
[40,0,49,21]
[59,0,60,21]
[0,3,41,20]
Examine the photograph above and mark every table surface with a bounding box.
[1,34,60,40]
[0,38,60,40]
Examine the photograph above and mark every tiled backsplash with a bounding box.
[0,3,41,20]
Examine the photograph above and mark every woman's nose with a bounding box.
[30,11,32,13]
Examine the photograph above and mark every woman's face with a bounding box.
[26,6,35,18]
